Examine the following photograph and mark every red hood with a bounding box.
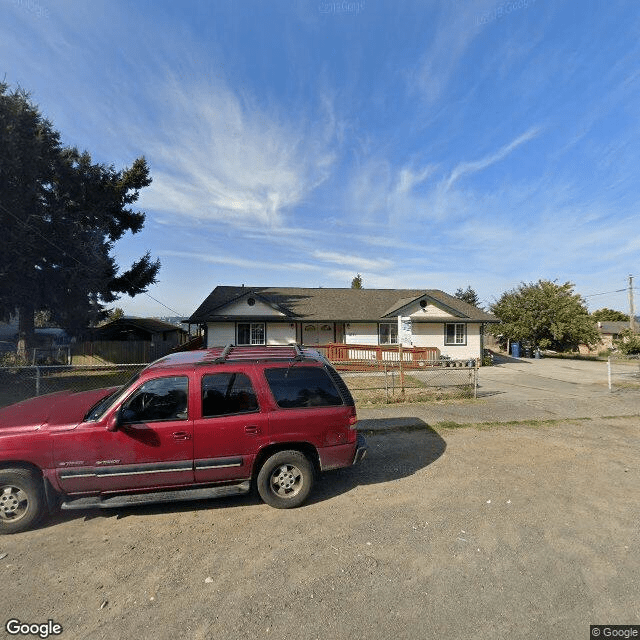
[0,387,117,431]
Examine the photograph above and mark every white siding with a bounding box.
[411,323,443,348]
[412,323,482,359]
[217,297,285,317]
[345,323,378,346]
[207,322,295,346]
[410,303,455,318]
[206,322,235,347]
[267,324,296,345]
[389,298,456,319]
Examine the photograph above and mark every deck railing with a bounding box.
[312,343,441,369]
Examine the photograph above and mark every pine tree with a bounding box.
[0,83,159,345]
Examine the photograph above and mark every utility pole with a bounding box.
[630,275,637,333]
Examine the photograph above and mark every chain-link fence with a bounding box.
[338,360,478,404]
[0,358,478,410]
[0,364,146,409]
[607,356,640,391]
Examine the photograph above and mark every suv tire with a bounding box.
[0,468,46,534]
[257,450,314,509]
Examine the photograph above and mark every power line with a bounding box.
[583,288,626,298]
[0,202,183,317]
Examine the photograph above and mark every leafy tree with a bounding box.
[591,308,629,322]
[613,329,640,355]
[454,286,482,308]
[351,274,363,289]
[0,83,159,345]
[34,310,53,328]
[489,280,600,351]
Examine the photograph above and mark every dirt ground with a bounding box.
[1,415,638,640]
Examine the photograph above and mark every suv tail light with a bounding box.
[348,411,358,429]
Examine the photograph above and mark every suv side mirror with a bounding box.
[106,413,120,432]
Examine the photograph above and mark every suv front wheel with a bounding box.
[257,451,314,509]
[0,469,46,534]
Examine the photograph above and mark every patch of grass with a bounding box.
[433,420,466,429]
[434,416,600,431]
[361,414,640,437]
[543,352,603,361]
[346,374,474,406]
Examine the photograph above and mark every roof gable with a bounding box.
[190,286,498,323]
[212,292,288,317]
[381,293,466,319]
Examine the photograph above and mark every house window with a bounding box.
[445,323,466,345]
[379,322,398,345]
[237,323,265,345]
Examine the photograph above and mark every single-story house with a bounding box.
[189,286,499,361]
[597,321,632,348]
[579,320,637,354]
[93,317,189,348]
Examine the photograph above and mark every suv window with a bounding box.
[121,376,189,423]
[202,372,259,417]
[264,367,343,408]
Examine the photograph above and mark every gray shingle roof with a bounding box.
[189,286,498,323]
[97,318,187,335]
[597,321,631,334]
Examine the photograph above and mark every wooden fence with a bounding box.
[71,340,177,364]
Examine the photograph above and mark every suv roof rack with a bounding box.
[200,344,313,365]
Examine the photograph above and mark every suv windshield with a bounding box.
[84,373,141,422]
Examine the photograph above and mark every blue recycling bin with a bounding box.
[511,342,521,358]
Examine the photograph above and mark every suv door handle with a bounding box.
[244,425,260,435]
[172,431,192,441]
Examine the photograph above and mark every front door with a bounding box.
[302,323,334,345]
[53,375,194,494]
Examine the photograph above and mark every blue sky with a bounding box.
[3,0,639,317]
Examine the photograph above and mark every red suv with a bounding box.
[0,345,366,534]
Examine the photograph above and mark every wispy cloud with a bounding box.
[407,0,493,105]
[312,250,393,271]
[159,250,322,272]
[137,73,338,228]
[445,126,541,189]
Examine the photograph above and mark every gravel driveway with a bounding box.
[0,358,638,639]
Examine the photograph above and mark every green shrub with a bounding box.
[613,329,640,355]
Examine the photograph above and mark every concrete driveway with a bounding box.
[358,356,640,427]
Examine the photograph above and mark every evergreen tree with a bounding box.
[454,286,481,308]
[0,84,159,345]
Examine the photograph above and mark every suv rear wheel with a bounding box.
[257,451,314,509]
[0,469,46,534]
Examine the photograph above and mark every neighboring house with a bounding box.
[579,320,639,355]
[580,321,635,354]
[596,321,632,349]
[189,286,499,360]
[0,315,69,348]
[93,317,189,348]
